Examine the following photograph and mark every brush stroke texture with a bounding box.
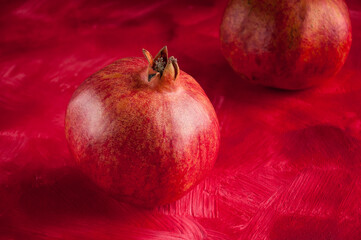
[1,0,361,239]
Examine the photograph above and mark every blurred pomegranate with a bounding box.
[65,47,220,208]
[220,0,352,89]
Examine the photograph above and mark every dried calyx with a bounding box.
[154,57,166,72]
[142,46,180,83]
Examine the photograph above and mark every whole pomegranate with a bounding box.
[65,47,220,208]
[220,0,352,89]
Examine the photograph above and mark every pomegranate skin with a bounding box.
[220,0,352,90]
[65,48,220,208]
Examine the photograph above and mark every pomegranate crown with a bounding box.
[142,46,180,83]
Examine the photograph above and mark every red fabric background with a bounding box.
[1,0,361,239]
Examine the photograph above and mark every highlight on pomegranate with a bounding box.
[220,0,352,89]
[65,47,220,208]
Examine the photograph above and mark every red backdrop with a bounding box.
[1,0,361,239]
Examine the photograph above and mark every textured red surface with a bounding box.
[1,0,361,239]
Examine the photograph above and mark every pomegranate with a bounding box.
[65,47,220,208]
[220,0,352,89]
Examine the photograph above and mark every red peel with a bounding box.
[65,47,220,208]
[220,0,352,89]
